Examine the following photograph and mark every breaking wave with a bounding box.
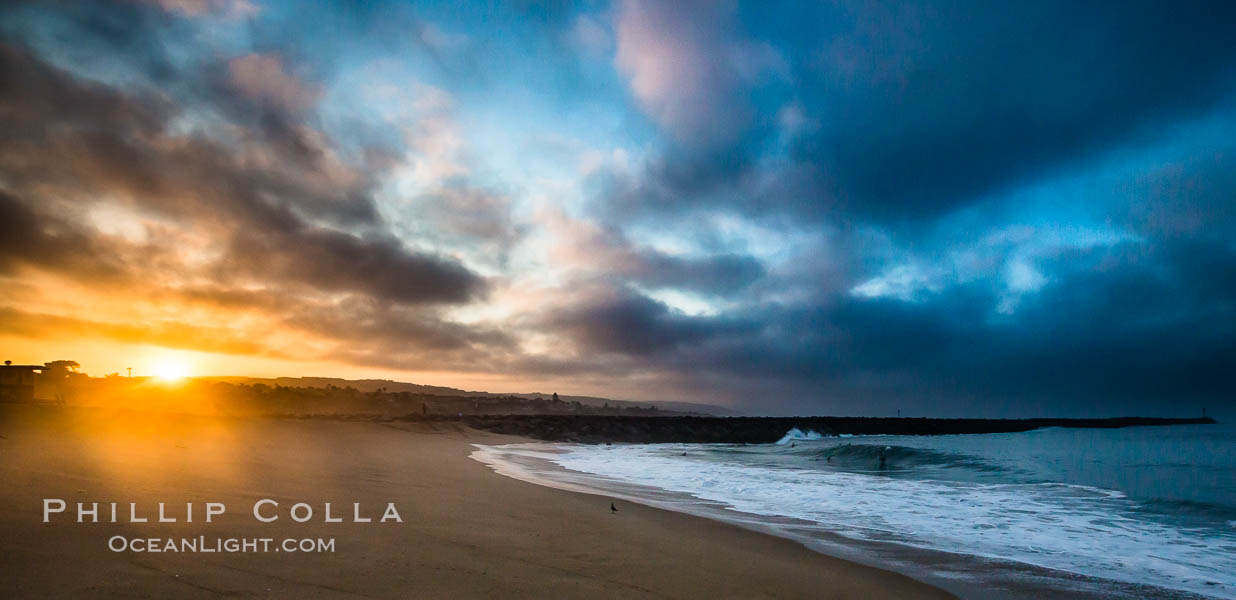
[774,427,825,445]
[499,425,1236,599]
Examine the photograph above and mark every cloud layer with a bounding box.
[2,0,1234,416]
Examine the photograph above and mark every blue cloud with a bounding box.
[2,0,1234,415]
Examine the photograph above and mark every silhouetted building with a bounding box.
[0,362,43,403]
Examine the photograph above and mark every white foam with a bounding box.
[545,444,1236,599]
[775,427,825,445]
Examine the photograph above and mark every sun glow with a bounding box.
[151,360,190,381]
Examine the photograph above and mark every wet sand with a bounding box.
[0,405,953,598]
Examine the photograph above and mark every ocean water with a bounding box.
[474,423,1236,599]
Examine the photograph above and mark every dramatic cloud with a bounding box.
[0,42,482,304]
[2,1,1234,416]
[794,1,1236,220]
[0,306,274,357]
[227,53,320,115]
[1119,146,1236,239]
[534,239,1236,416]
[602,1,1236,225]
[614,0,786,149]
[545,286,757,355]
[0,36,487,372]
[140,0,259,19]
[543,209,765,295]
[224,227,483,304]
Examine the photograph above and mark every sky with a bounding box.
[1,0,1234,417]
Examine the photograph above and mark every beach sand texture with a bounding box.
[0,405,952,599]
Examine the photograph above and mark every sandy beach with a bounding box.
[0,405,952,599]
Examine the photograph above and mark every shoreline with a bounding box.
[472,441,1216,600]
[1,404,954,599]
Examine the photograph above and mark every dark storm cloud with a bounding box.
[320,316,518,373]
[550,215,767,295]
[0,41,484,304]
[796,0,1236,220]
[540,237,1236,416]
[0,41,365,228]
[1118,146,1236,240]
[224,227,483,304]
[545,287,758,355]
[553,0,1236,414]
[603,0,1236,225]
[632,251,765,295]
[284,298,513,353]
[997,243,1236,399]
[0,190,138,282]
[856,239,1236,414]
[1,0,185,83]
[3,0,1234,416]
[604,236,766,296]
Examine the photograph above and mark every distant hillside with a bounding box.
[32,375,701,418]
[200,376,736,416]
[205,377,490,398]
[509,393,741,417]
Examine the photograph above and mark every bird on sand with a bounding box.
[610,502,619,513]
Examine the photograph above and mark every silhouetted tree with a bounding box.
[43,360,80,372]
[41,360,80,403]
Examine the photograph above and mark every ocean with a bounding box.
[473,423,1236,599]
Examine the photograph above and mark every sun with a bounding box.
[151,360,190,381]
